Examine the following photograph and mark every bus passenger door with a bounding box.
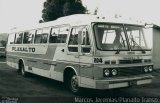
[67,26,82,72]
[78,28,93,84]
[67,26,92,81]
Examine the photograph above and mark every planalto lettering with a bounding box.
[12,47,35,53]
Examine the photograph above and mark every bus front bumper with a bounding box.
[79,75,153,89]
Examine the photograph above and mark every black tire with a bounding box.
[20,62,28,77]
[67,71,81,94]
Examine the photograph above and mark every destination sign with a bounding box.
[12,47,35,53]
[7,46,48,54]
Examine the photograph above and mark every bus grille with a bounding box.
[119,59,142,64]
[119,66,144,76]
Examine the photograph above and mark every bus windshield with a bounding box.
[125,25,150,50]
[93,23,128,51]
[93,23,151,51]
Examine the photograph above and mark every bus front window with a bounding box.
[125,25,150,50]
[93,23,128,51]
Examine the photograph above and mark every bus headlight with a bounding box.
[104,69,110,76]
[144,66,149,73]
[111,69,118,76]
[148,66,153,72]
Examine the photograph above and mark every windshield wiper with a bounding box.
[130,38,146,54]
[115,43,124,54]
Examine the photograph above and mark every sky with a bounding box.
[0,0,159,33]
[0,0,45,33]
[83,0,160,23]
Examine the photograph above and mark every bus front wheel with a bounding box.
[68,71,81,94]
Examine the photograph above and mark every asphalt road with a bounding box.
[0,57,160,103]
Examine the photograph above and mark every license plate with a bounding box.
[129,81,137,86]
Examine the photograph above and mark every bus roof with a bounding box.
[10,14,145,33]
[56,14,145,26]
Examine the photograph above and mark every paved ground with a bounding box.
[0,57,160,103]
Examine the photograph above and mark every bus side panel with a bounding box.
[6,44,57,78]
[7,54,19,69]
[50,44,80,81]
[24,45,57,70]
[24,44,57,78]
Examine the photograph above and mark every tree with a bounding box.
[41,0,86,22]
[39,20,44,23]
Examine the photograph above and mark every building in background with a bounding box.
[0,33,8,57]
[0,33,8,47]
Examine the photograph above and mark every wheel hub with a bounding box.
[71,75,78,92]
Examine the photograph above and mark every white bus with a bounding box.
[6,14,153,94]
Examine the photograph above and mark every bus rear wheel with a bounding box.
[67,71,81,94]
[19,62,27,77]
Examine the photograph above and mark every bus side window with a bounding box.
[68,28,78,52]
[81,30,90,45]
[35,29,43,44]
[58,26,69,43]
[69,28,78,45]
[8,33,15,44]
[49,27,59,43]
[15,32,23,44]
[41,28,50,43]
[23,30,35,44]
[81,29,91,53]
